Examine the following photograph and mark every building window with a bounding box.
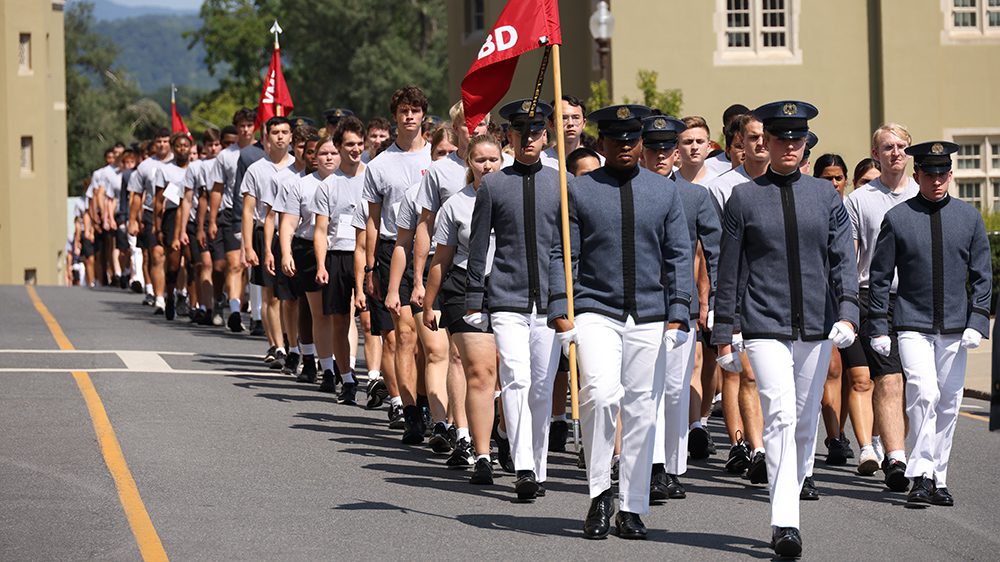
[958,181,982,209]
[993,179,1000,211]
[715,0,802,65]
[20,136,34,173]
[943,0,1000,43]
[465,0,485,39]
[949,132,1000,210]
[19,33,31,74]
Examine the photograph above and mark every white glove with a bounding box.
[663,328,688,351]
[718,352,742,373]
[961,328,982,349]
[556,327,579,357]
[462,312,489,332]
[870,335,891,357]
[706,310,714,331]
[732,332,745,354]
[828,321,856,349]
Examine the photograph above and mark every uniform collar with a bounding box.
[765,166,801,187]
[511,159,543,175]
[915,193,951,211]
[605,164,641,184]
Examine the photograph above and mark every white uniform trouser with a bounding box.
[653,326,698,474]
[576,313,665,515]
[745,338,831,529]
[897,332,966,487]
[491,308,559,482]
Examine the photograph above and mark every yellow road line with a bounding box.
[959,411,989,423]
[26,286,168,562]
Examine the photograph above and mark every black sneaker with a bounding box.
[227,311,244,333]
[337,380,358,405]
[264,346,277,365]
[402,406,425,445]
[429,422,452,454]
[268,349,286,370]
[130,280,143,293]
[906,476,934,508]
[725,439,751,474]
[495,432,515,473]
[388,404,405,429]
[447,425,459,449]
[800,476,819,500]
[840,433,855,459]
[175,294,190,317]
[164,294,175,320]
[825,436,848,466]
[514,470,539,501]
[319,370,338,393]
[282,352,301,376]
[297,356,317,383]
[688,426,711,459]
[143,293,155,306]
[118,275,128,290]
[197,309,214,326]
[747,451,768,484]
[883,458,910,492]
[249,320,265,337]
[189,308,202,324]
[447,438,474,468]
[611,457,620,483]
[548,420,569,452]
[470,457,494,485]
[366,378,388,410]
[421,406,433,438]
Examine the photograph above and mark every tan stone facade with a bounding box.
[447,1,999,206]
[0,0,68,284]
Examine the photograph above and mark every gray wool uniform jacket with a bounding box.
[547,165,693,327]
[466,159,561,314]
[674,175,722,320]
[868,194,992,338]
[712,168,860,344]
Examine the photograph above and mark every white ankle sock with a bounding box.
[301,343,316,356]
[888,449,906,463]
[229,298,240,314]
[457,427,471,441]
[390,396,403,407]
[368,369,381,381]
[319,357,335,372]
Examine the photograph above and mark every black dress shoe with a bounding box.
[496,433,515,473]
[930,486,954,506]
[747,451,768,484]
[800,476,819,501]
[535,482,546,497]
[548,420,569,452]
[514,470,539,501]
[906,476,933,508]
[583,489,614,540]
[825,436,848,466]
[665,474,686,499]
[883,459,909,492]
[650,469,670,502]
[688,426,711,459]
[469,457,494,485]
[771,526,802,558]
[614,511,647,540]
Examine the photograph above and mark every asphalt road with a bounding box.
[1,285,998,561]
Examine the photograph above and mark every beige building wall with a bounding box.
[0,0,68,285]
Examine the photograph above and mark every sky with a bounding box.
[113,0,202,8]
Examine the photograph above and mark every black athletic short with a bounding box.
[322,250,355,315]
[249,225,276,287]
[368,239,396,336]
[277,236,319,300]
[186,221,204,257]
[217,209,243,254]
[440,266,492,334]
[138,209,156,250]
[858,287,903,377]
[81,237,96,258]
[161,207,178,248]
[115,213,130,250]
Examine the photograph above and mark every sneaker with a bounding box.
[402,406,425,445]
[366,379,388,410]
[268,349,286,370]
[175,294,190,317]
[130,280,143,294]
[514,470,539,501]
[495,432,515,473]
[747,451,768,484]
[211,309,224,327]
[470,457,494,485]
[263,346,277,365]
[446,438,474,468]
[282,352,301,376]
[163,294,175,320]
[857,448,879,476]
[297,357,317,383]
[421,406,433,438]
[337,381,358,405]
[725,437,751,474]
[825,436,848,466]
[429,422,452,454]
[688,426,711,459]
[548,420,569,452]
[447,425,459,449]
[143,293,155,306]
[249,320,265,336]
[227,311,244,333]
[118,275,128,290]
[872,436,885,465]
[319,370,338,393]
[840,433,855,459]
[883,458,909,492]
[387,404,405,429]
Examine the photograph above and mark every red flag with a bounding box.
[255,44,294,131]
[460,0,562,134]
[170,85,189,136]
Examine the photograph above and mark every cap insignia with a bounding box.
[521,100,533,112]
[931,143,944,154]
[617,106,631,119]
[335,109,343,117]
[782,103,797,116]
[653,118,667,129]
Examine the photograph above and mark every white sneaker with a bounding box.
[857,448,879,476]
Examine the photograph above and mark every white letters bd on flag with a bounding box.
[461,0,562,134]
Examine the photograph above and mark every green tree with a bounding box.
[584,70,683,139]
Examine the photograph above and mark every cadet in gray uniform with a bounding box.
[550,104,693,540]
[867,141,991,509]
[712,101,859,558]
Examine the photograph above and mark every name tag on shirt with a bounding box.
[336,213,355,240]
[164,182,183,205]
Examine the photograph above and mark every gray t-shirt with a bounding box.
[704,164,752,212]
[182,159,205,222]
[415,152,468,214]
[313,169,366,252]
[844,177,919,289]
[208,144,241,211]
[361,142,432,239]
[156,162,188,210]
[267,166,307,213]
[275,170,323,241]
[240,155,296,226]
[433,184,495,271]
[703,151,733,181]
[128,156,168,212]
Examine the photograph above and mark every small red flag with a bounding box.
[170,85,189,136]
[255,44,294,131]
[460,0,562,134]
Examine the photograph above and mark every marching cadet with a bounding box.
[549,104,693,540]
[465,99,562,501]
[640,115,722,502]
[712,101,859,558]
[867,141,991,509]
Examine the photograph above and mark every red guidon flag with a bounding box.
[460,0,562,134]
[170,85,189,136]
[255,41,294,131]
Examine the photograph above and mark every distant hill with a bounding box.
[75,0,198,21]
[92,13,222,94]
